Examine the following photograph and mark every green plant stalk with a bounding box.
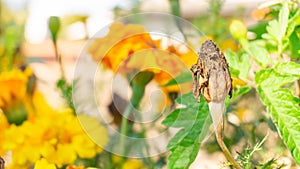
[216,127,241,168]
[210,102,242,169]
[215,122,242,169]
[169,0,187,40]
[278,40,283,57]
[52,40,66,80]
[118,72,154,168]
[119,103,134,159]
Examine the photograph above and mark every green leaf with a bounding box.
[289,30,300,58]
[248,21,268,39]
[225,50,250,79]
[278,1,289,38]
[163,70,193,86]
[286,20,296,38]
[275,62,300,77]
[255,62,300,165]
[163,92,211,169]
[232,86,251,100]
[257,87,300,165]
[266,20,281,41]
[255,69,298,89]
[174,92,199,106]
[247,43,270,68]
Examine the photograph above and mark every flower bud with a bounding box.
[229,20,247,40]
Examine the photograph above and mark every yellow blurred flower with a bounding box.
[232,77,247,88]
[34,158,56,169]
[0,68,28,107]
[122,159,146,169]
[220,39,238,52]
[2,92,108,168]
[112,156,146,169]
[34,159,98,169]
[0,67,35,125]
[66,165,98,169]
[229,20,247,40]
[0,111,9,155]
[66,165,85,169]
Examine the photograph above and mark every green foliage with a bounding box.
[164,0,300,168]
[57,78,74,111]
[261,0,299,56]
[163,70,193,86]
[225,50,250,79]
[0,21,24,71]
[246,43,270,68]
[255,62,300,164]
[163,93,211,169]
[234,135,267,169]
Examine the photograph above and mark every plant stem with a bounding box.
[215,122,242,169]
[209,102,242,169]
[119,103,134,158]
[53,41,66,80]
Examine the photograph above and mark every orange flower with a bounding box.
[88,22,158,72]
[89,22,198,95]
[252,8,271,21]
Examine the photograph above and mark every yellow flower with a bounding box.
[0,111,9,155]
[74,114,109,156]
[66,165,98,169]
[229,20,247,40]
[220,39,238,52]
[0,67,35,125]
[232,77,247,88]
[2,91,109,168]
[66,165,85,169]
[122,159,146,169]
[34,158,56,169]
[0,68,28,107]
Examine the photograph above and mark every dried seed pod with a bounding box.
[0,156,4,169]
[191,39,232,103]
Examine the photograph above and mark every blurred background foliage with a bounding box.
[0,0,299,169]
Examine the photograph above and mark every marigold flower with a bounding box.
[89,22,157,72]
[122,159,146,169]
[0,68,28,107]
[34,158,56,169]
[89,22,198,103]
[1,92,108,168]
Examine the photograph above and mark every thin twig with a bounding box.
[215,118,242,169]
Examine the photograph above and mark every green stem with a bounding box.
[169,0,187,40]
[53,41,66,80]
[278,40,283,57]
[118,85,145,169]
[118,71,154,168]
[119,103,134,158]
[134,112,154,167]
[215,115,242,169]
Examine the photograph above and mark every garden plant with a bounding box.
[0,0,299,169]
